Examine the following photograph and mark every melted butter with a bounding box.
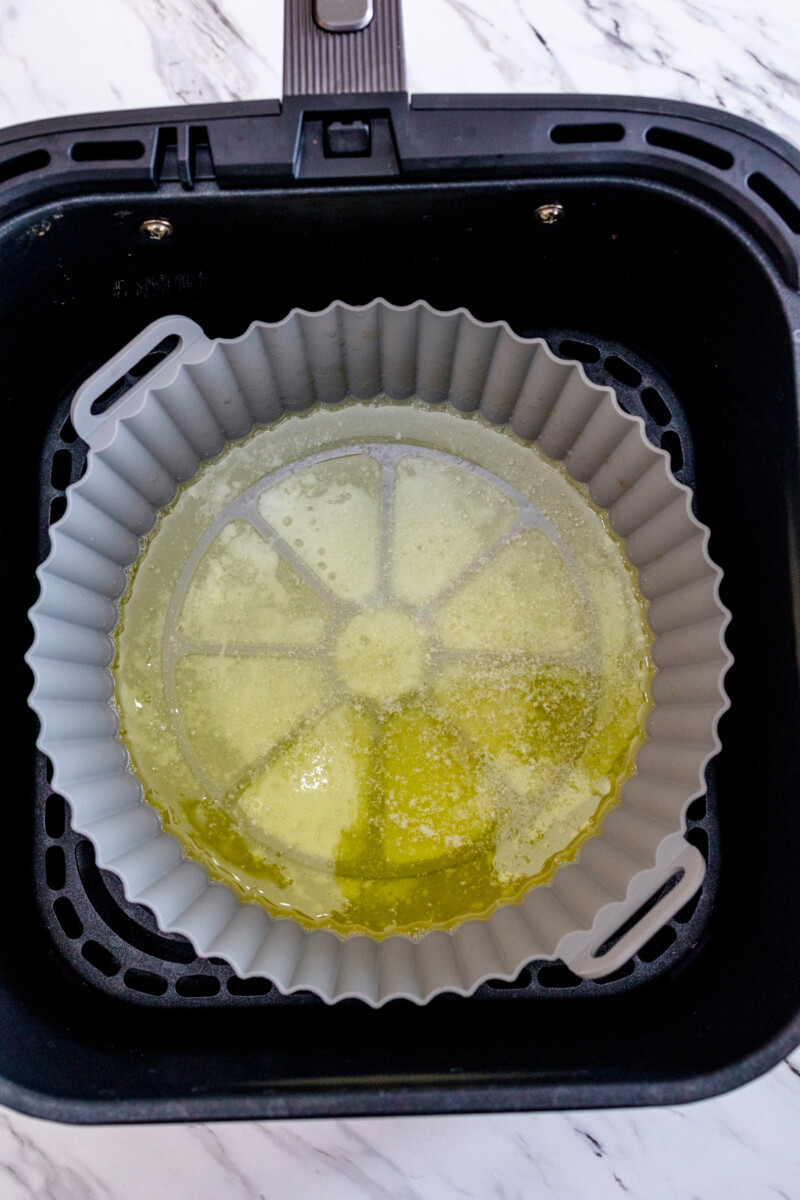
[113,402,652,937]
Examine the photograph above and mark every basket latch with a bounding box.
[313,0,373,33]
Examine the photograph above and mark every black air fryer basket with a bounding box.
[2,0,800,1122]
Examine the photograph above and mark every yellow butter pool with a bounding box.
[113,402,652,936]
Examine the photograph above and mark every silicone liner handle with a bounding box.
[71,315,209,451]
[560,839,707,980]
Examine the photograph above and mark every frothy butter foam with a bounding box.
[113,403,652,936]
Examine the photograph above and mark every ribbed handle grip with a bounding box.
[283,0,406,95]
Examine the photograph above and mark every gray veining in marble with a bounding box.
[0,0,799,146]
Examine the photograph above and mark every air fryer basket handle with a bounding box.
[283,0,406,96]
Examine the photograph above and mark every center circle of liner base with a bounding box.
[26,300,731,1006]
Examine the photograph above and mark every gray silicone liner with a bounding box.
[26,300,731,1006]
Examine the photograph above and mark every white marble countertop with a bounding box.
[2,1,800,1196]
[1,0,799,146]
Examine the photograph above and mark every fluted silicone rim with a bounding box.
[26,299,731,1004]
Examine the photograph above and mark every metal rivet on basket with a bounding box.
[140,218,173,240]
[535,203,565,225]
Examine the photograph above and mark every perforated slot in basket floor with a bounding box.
[34,330,719,1007]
